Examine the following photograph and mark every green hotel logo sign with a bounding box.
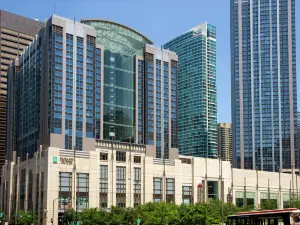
[53,156,74,165]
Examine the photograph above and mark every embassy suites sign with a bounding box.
[53,156,74,165]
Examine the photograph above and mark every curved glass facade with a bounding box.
[82,20,152,142]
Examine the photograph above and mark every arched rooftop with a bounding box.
[81,19,153,44]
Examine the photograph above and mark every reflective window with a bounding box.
[182,186,193,204]
[116,167,126,207]
[100,152,108,161]
[207,181,218,200]
[58,172,72,212]
[116,151,126,162]
[76,173,89,211]
[166,178,175,203]
[65,33,73,150]
[153,177,162,203]
[100,165,108,208]
[134,168,141,207]
[20,169,26,210]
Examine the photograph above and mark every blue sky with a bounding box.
[1,0,299,123]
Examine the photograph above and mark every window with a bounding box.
[116,167,126,207]
[235,192,255,208]
[283,193,290,208]
[100,165,108,208]
[182,186,192,204]
[36,174,39,212]
[260,192,277,209]
[236,197,244,208]
[40,172,44,222]
[134,156,141,164]
[166,178,175,203]
[180,158,192,164]
[59,172,72,212]
[28,171,33,210]
[100,152,108,161]
[20,169,26,210]
[134,168,141,207]
[153,178,162,203]
[116,151,126,162]
[76,173,89,211]
[207,181,218,200]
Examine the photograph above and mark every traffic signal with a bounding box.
[227,194,232,203]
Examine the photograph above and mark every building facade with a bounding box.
[231,0,297,171]
[296,111,300,169]
[0,10,43,171]
[218,123,232,162]
[81,20,178,159]
[7,15,99,162]
[137,45,178,159]
[0,141,298,225]
[164,22,217,158]
[7,16,178,161]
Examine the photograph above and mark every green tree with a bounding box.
[139,202,180,225]
[260,199,278,210]
[108,206,128,225]
[58,201,247,225]
[0,211,8,224]
[80,208,109,225]
[14,210,37,225]
[181,203,207,225]
[63,208,77,224]
[292,198,300,208]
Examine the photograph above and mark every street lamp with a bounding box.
[51,198,59,224]
[110,132,115,207]
[129,136,132,207]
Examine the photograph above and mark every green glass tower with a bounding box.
[81,19,152,142]
[164,22,217,158]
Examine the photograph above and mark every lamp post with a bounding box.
[109,132,115,207]
[136,180,141,225]
[51,197,59,224]
[129,136,132,207]
[292,164,295,206]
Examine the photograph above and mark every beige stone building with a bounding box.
[0,140,299,225]
[218,123,232,162]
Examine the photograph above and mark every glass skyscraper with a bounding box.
[82,20,178,158]
[231,0,297,171]
[164,22,217,158]
[81,19,152,142]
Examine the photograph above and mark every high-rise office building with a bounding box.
[0,10,43,167]
[217,123,232,162]
[164,22,217,158]
[140,45,178,159]
[7,16,178,161]
[7,15,99,161]
[295,111,300,169]
[231,0,297,171]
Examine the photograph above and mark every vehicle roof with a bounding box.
[228,208,300,218]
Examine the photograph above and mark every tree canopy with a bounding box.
[75,200,247,225]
